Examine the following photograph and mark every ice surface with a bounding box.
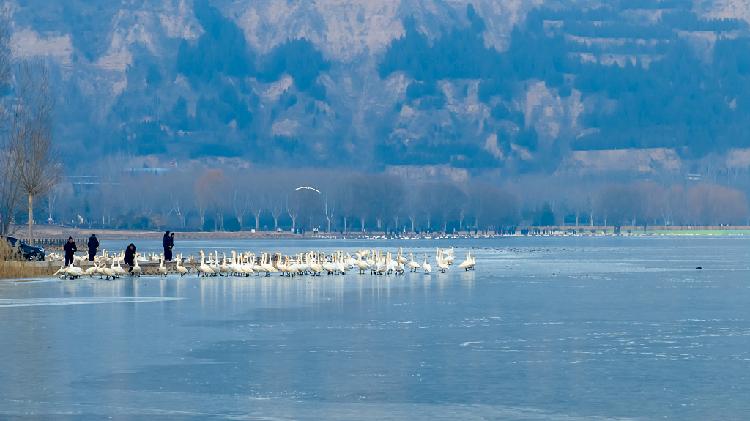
[0,297,184,308]
[0,236,749,419]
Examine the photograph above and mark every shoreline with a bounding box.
[0,229,742,280]
[4,225,750,243]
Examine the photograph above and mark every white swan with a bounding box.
[422,255,432,274]
[65,262,83,279]
[53,262,66,277]
[436,248,450,273]
[210,250,221,275]
[241,253,255,276]
[322,257,336,275]
[397,248,408,265]
[444,247,455,265]
[158,255,167,277]
[85,261,98,277]
[335,252,347,274]
[94,260,107,278]
[286,256,298,276]
[355,254,369,274]
[129,254,142,277]
[230,251,243,276]
[113,255,127,277]
[219,253,230,276]
[103,259,116,280]
[175,255,189,276]
[261,253,277,274]
[309,253,323,276]
[458,252,475,271]
[198,250,214,277]
[407,252,421,272]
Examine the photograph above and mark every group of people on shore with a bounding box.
[62,230,177,273]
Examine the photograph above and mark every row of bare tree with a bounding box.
[0,16,60,237]
[51,166,518,233]
[550,180,749,228]
[39,163,750,233]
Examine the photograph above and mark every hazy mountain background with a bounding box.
[6,0,750,176]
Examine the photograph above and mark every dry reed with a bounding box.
[0,240,55,279]
[0,261,55,279]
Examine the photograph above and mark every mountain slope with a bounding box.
[5,0,750,174]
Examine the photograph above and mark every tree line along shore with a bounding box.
[0,225,743,279]
[11,224,750,250]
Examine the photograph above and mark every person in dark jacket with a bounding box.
[124,243,136,272]
[63,237,77,266]
[163,231,173,261]
[87,234,99,261]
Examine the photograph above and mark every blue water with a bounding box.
[1,236,749,419]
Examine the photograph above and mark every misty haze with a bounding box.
[1,1,750,420]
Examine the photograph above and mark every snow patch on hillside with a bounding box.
[484,133,504,160]
[233,2,322,55]
[229,0,536,60]
[11,28,73,65]
[96,10,162,72]
[470,0,542,51]
[232,0,403,61]
[262,75,293,101]
[159,0,202,40]
[320,1,403,59]
[523,81,584,144]
[272,118,300,137]
[696,0,750,23]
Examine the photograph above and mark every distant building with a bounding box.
[726,148,750,170]
[385,165,469,183]
[558,148,682,175]
[68,175,102,194]
[125,167,171,175]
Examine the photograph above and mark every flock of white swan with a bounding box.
[51,247,476,280]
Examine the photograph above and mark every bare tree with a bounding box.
[323,194,334,232]
[337,177,358,233]
[249,185,267,232]
[0,11,9,97]
[194,169,225,230]
[286,195,297,232]
[418,183,441,231]
[434,182,464,232]
[286,186,323,232]
[13,62,61,239]
[458,195,468,232]
[45,184,61,224]
[467,183,518,232]
[0,136,20,235]
[404,183,422,232]
[232,187,250,230]
[167,189,187,229]
[270,201,282,231]
[264,170,292,231]
[467,185,481,231]
[370,174,403,233]
[687,183,749,225]
[0,12,20,236]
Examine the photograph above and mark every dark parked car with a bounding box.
[5,236,45,261]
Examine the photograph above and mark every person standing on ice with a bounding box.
[124,243,136,273]
[87,234,99,261]
[63,236,77,267]
[163,230,173,261]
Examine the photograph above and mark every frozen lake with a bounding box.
[1,236,750,419]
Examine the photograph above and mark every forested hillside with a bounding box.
[6,0,750,174]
